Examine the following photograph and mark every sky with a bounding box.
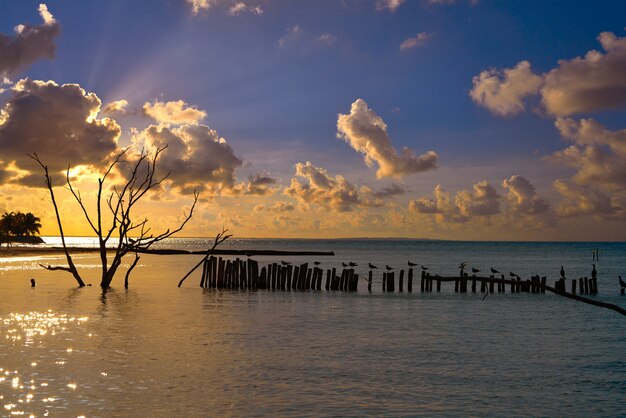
[0,0,625,240]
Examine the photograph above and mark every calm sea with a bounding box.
[0,238,624,417]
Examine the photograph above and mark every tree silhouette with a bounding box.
[0,211,42,239]
[29,146,199,289]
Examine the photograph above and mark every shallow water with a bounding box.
[0,239,624,417]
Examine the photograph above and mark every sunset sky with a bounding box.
[1,0,625,240]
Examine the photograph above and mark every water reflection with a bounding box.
[0,311,89,417]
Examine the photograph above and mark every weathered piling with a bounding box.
[489,275,495,293]
[471,275,477,293]
[421,270,426,292]
[408,268,413,292]
[399,270,404,292]
[460,273,468,293]
[368,270,373,292]
[583,277,589,294]
[436,278,441,292]
[382,272,387,292]
[571,279,577,294]
[388,271,395,292]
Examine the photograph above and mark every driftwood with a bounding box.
[431,275,625,317]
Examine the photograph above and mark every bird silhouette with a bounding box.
[619,276,626,288]
[368,263,378,269]
[591,264,597,279]
[471,268,480,274]
[385,265,393,271]
[490,267,500,274]
[421,266,429,271]
[349,262,358,267]
[408,261,418,267]
[342,262,348,267]
[281,260,291,266]
[560,266,565,278]
[509,272,518,278]
[313,261,321,266]
[459,261,467,269]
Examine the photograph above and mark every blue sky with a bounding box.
[1,0,626,239]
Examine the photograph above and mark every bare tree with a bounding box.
[29,146,199,289]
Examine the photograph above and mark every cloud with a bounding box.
[133,123,242,194]
[0,79,121,186]
[268,201,295,212]
[370,183,407,198]
[229,2,263,15]
[317,33,338,45]
[102,99,129,115]
[0,4,61,77]
[549,117,626,192]
[400,32,432,51]
[278,25,301,48]
[469,61,543,117]
[455,181,501,216]
[143,100,206,125]
[502,175,550,215]
[187,0,215,15]
[542,32,626,116]
[472,31,626,117]
[337,99,438,178]
[553,180,622,218]
[409,181,501,223]
[376,0,405,12]
[284,161,370,212]
[229,172,277,196]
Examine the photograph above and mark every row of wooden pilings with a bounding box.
[200,257,359,291]
[555,276,598,295]
[199,257,600,296]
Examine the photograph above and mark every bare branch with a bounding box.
[178,228,232,287]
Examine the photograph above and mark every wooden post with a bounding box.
[306,268,313,290]
[571,279,577,294]
[408,268,413,292]
[540,276,546,293]
[489,275,494,293]
[331,267,337,290]
[436,278,441,292]
[461,273,468,293]
[472,275,477,293]
[353,273,359,291]
[298,263,308,290]
[421,270,425,292]
[388,271,395,292]
[382,272,387,292]
[326,269,331,291]
[315,268,323,290]
[399,270,404,292]
[368,270,372,292]
[217,257,225,289]
[583,277,589,294]
[259,266,267,289]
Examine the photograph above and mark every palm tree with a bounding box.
[23,212,42,236]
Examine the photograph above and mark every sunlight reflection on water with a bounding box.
[0,311,89,417]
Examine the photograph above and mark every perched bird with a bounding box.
[281,260,291,266]
[509,272,518,278]
[471,268,480,274]
[408,261,418,267]
[619,276,626,288]
[459,261,467,269]
[342,262,348,267]
[368,263,378,269]
[349,262,358,267]
[490,267,500,274]
[421,266,429,271]
[385,265,394,271]
[313,261,321,266]
[560,266,565,278]
[591,264,597,279]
